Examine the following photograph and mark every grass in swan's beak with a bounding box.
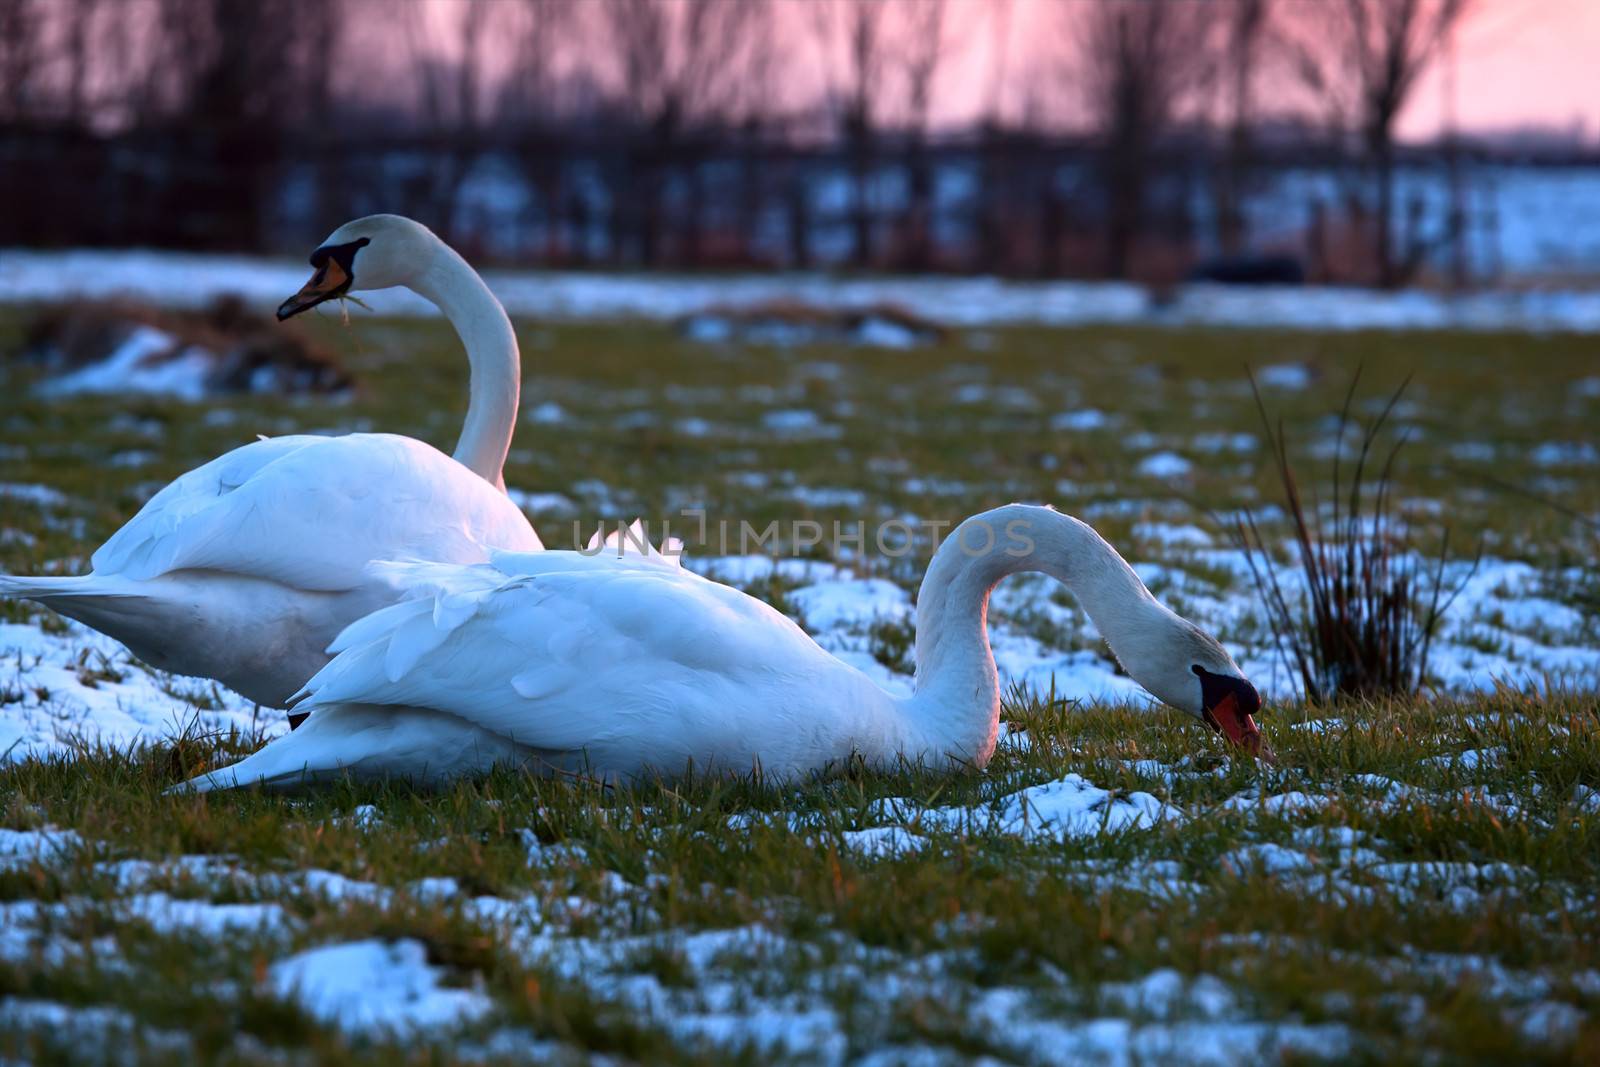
[2,309,1598,1061]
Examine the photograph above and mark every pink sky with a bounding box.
[936,0,1600,140]
[395,0,1600,142]
[1397,0,1600,139]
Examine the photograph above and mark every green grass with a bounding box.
[2,308,1599,1062]
[2,692,1597,1063]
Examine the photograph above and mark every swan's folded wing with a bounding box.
[90,433,540,591]
[92,434,322,577]
[296,560,812,757]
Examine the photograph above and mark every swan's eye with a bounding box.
[1190,664,1204,676]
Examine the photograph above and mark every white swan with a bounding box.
[175,505,1263,791]
[0,215,542,711]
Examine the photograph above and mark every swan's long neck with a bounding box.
[410,244,520,488]
[899,504,1173,765]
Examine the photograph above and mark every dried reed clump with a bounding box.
[1235,369,1475,703]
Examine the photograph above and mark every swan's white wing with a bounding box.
[91,434,319,576]
[91,433,542,591]
[297,554,882,777]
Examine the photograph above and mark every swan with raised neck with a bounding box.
[278,213,519,488]
[0,215,541,714]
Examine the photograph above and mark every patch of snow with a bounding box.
[989,637,1150,708]
[407,877,461,902]
[1423,747,1503,771]
[123,893,285,936]
[1222,789,1331,817]
[8,251,1600,331]
[1219,843,1319,877]
[686,555,851,586]
[790,579,912,631]
[1133,522,1212,548]
[109,449,157,468]
[35,325,213,402]
[1290,718,1346,734]
[1191,432,1258,454]
[0,826,84,869]
[506,489,576,515]
[0,482,70,508]
[785,486,868,509]
[970,985,1352,1064]
[852,316,922,349]
[0,999,193,1058]
[1100,968,1237,1019]
[1050,410,1115,432]
[1529,441,1599,467]
[1516,1000,1587,1045]
[841,826,926,857]
[1255,364,1314,390]
[879,774,1183,842]
[0,619,275,764]
[996,720,1032,752]
[900,476,970,496]
[267,939,493,1035]
[761,409,841,438]
[1574,786,1600,815]
[1136,451,1193,478]
[525,401,567,425]
[296,869,395,906]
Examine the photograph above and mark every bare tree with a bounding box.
[1066,0,1215,278]
[601,0,767,265]
[0,0,47,124]
[1291,0,1475,287]
[811,0,892,268]
[133,0,345,247]
[503,0,579,261]
[1214,0,1272,256]
[899,0,950,270]
[404,0,500,238]
[974,0,1017,274]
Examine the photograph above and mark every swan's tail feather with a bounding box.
[0,574,137,601]
[170,755,313,793]
[168,708,356,793]
[166,703,544,794]
[0,574,150,639]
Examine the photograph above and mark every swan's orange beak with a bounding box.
[1203,691,1275,763]
[1203,691,1260,750]
[277,258,352,321]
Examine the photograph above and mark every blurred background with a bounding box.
[2,0,1596,290]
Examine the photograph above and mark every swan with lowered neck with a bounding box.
[0,214,542,711]
[175,505,1263,791]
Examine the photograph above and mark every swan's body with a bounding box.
[177,505,1262,791]
[0,215,542,708]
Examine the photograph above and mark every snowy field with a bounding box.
[2,308,1597,1062]
[6,248,1600,332]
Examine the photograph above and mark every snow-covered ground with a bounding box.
[6,249,1600,332]
[1,761,1592,1061]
